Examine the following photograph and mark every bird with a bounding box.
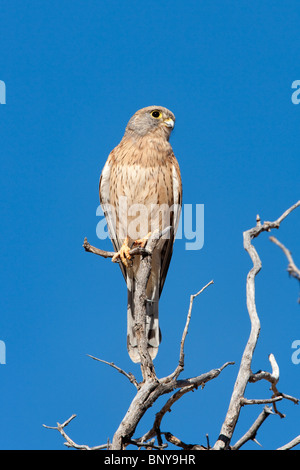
[99,106,182,363]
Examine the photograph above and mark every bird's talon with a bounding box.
[112,238,132,267]
[132,232,152,249]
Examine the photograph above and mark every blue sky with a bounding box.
[0,1,300,450]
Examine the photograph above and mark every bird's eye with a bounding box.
[151,110,162,119]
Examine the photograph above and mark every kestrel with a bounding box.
[99,106,182,363]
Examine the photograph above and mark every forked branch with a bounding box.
[213,201,300,450]
[269,235,300,303]
[45,201,300,450]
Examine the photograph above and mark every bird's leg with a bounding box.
[132,232,152,249]
[112,236,132,267]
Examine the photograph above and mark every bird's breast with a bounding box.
[107,136,179,242]
[111,161,173,208]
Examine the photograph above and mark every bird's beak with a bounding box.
[163,118,175,128]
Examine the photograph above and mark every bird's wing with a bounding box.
[159,155,182,296]
[99,153,127,282]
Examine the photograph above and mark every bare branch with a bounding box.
[82,237,149,260]
[251,200,300,239]
[213,201,300,450]
[277,434,300,450]
[81,233,230,450]
[83,237,116,258]
[249,353,279,391]
[177,281,214,373]
[276,392,299,405]
[231,406,273,450]
[269,236,300,281]
[86,354,139,388]
[83,227,172,260]
[163,432,205,450]
[241,396,283,406]
[248,351,298,418]
[163,280,214,383]
[139,362,234,444]
[269,235,300,303]
[240,389,298,420]
[126,437,168,450]
[63,202,299,452]
[174,361,234,388]
[43,415,107,450]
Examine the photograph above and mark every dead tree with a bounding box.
[44,201,300,450]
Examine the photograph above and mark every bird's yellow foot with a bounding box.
[132,232,152,249]
[112,237,132,267]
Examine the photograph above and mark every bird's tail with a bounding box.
[127,268,161,363]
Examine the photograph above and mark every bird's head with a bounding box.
[125,106,175,140]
